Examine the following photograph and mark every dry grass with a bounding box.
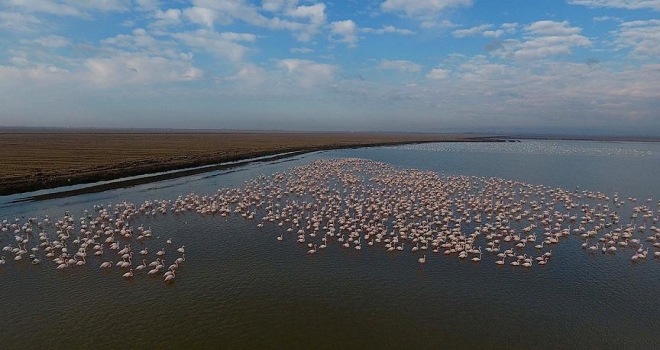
[0,131,492,195]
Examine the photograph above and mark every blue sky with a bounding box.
[1,0,659,135]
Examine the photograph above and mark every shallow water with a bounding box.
[1,140,659,349]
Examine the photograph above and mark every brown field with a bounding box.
[0,131,504,196]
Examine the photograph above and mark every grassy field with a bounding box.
[0,131,500,196]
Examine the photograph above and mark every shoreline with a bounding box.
[10,150,311,203]
[1,133,511,198]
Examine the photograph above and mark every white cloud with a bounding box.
[421,20,457,29]
[427,68,450,79]
[153,8,182,27]
[593,15,619,22]
[493,20,591,60]
[291,47,314,53]
[568,0,660,10]
[10,56,30,66]
[0,62,70,84]
[261,0,287,12]
[452,23,513,38]
[361,25,415,35]
[84,52,202,86]
[31,34,71,48]
[330,20,359,46]
[183,6,219,28]
[377,59,421,73]
[5,0,132,17]
[457,55,508,81]
[277,59,336,87]
[283,3,326,41]
[613,19,660,58]
[225,63,267,86]
[173,29,255,63]
[453,24,493,37]
[70,0,132,12]
[0,11,42,32]
[5,0,82,16]
[381,0,473,18]
[483,29,504,38]
[525,20,581,36]
[135,0,159,12]
[180,1,326,41]
[100,30,193,64]
[501,22,518,33]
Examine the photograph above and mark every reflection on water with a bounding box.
[396,139,660,157]
[1,141,659,349]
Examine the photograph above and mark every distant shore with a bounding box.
[1,131,514,197]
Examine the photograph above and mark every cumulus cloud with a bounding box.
[377,59,421,73]
[593,15,619,22]
[135,0,159,12]
[493,20,591,60]
[30,34,71,48]
[225,63,267,86]
[0,11,42,32]
[101,28,195,62]
[153,8,182,27]
[452,22,517,38]
[501,22,518,33]
[183,6,219,28]
[453,24,495,37]
[291,47,314,53]
[613,19,660,58]
[0,61,71,84]
[426,68,450,79]
[283,3,326,40]
[568,0,660,10]
[362,25,415,35]
[181,0,326,41]
[329,20,415,47]
[277,59,336,87]
[420,19,457,29]
[5,0,132,17]
[4,0,82,17]
[173,29,256,63]
[103,28,160,49]
[83,52,202,86]
[525,20,582,36]
[261,0,287,12]
[330,19,359,46]
[381,0,473,18]
[71,0,132,12]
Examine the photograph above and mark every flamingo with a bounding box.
[135,259,147,271]
[164,270,176,283]
[175,255,185,265]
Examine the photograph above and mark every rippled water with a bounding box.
[1,140,659,349]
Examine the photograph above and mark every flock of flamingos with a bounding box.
[1,158,659,283]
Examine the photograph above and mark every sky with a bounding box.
[0,0,659,135]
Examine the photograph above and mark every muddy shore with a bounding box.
[0,132,511,196]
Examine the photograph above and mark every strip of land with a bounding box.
[0,131,509,196]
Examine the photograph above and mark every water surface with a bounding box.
[1,140,659,349]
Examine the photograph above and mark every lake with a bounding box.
[1,140,659,349]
